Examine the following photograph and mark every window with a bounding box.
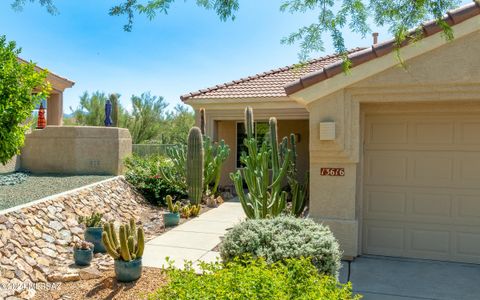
[236,121,269,168]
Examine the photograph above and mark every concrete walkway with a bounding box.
[143,201,245,269]
[340,256,480,300]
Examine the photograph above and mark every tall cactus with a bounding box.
[245,106,254,139]
[187,127,204,205]
[102,219,145,262]
[109,93,119,127]
[230,107,291,218]
[284,133,309,217]
[199,108,206,135]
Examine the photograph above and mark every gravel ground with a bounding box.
[0,174,113,210]
[33,267,168,300]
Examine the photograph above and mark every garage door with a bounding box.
[363,112,480,263]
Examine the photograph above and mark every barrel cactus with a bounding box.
[187,127,204,205]
[102,219,145,262]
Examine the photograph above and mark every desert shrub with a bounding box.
[124,155,186,206]
[220,215,342,277]
[149,257,359,300]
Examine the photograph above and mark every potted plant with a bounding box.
[164,195,181,227]
[78,212,106,253]
[73,240,94,266]
[102,218,145,282]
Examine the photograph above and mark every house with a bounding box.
[17,58,76,126]
[0,61,74,174]
[1,60,132,175]
[183,1,480,263]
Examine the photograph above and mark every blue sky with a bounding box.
[0,0,452,112]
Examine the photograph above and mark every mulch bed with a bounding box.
[33,267,167,300]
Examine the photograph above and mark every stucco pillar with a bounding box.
[307,91,360,258]
[47,93,63,126]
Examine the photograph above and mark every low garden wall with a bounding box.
[0,155,20,174]
[0,176,163,299]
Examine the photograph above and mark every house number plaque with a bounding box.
[320,168,345,176]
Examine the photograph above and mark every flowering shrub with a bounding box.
[149,257,359,300]
[124,155,186,206]
[220,215,342,277]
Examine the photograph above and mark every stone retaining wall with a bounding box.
[0,177,163,299]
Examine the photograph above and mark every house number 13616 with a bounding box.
[320,168,345,176]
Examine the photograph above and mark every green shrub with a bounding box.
[149,257,359,300]
[220,215,342,277]
[124,155,186,206]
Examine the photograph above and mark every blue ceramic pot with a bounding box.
[114,258,142,282]
[164,212,180,227]
[74,248,93,266]
[84,227,106,253]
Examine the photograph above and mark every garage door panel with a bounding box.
[367,121,408,145]
[413,122,455,145]
[366,154,408,185]
[458,153,480,182]
[364,222,405,255]
[459,122,480,144]
[456,231,480,257]
[409,228,451,254]
[411,154,454,184]
[411,193,452,218]
[363,112,480,264]
[366,190,406,215]
[456,195,480,220]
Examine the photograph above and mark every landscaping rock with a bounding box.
[0,177,164,300]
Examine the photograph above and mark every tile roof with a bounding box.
[285,1,480,95]
[17,57,75,87]
[180,47,365,101]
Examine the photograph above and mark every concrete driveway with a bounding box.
[340,256,480,300]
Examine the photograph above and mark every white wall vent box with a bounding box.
[319,122,336,140]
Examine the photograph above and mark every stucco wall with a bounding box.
[306,27,480,258]
[0,156,21,174]
[21,126,132,175]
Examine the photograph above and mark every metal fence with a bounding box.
[132,144,178,157]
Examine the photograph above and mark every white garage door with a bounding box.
[363,112,480,264]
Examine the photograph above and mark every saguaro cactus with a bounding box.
[187,127,204,205]
[199,108,206,135]
[230,107,291,218]
[102,219,145,262]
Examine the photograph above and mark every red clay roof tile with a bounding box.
[285,1,480,95]
[181,48,365,101]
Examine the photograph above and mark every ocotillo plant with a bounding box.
[187,127,204,205]
[230,107,292,219]
[102,219,145,262]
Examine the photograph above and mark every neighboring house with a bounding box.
[17,58,75,126]
[0,61,74,174]
[183,2,480,264]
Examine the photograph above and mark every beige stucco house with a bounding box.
[183,1,480,264]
